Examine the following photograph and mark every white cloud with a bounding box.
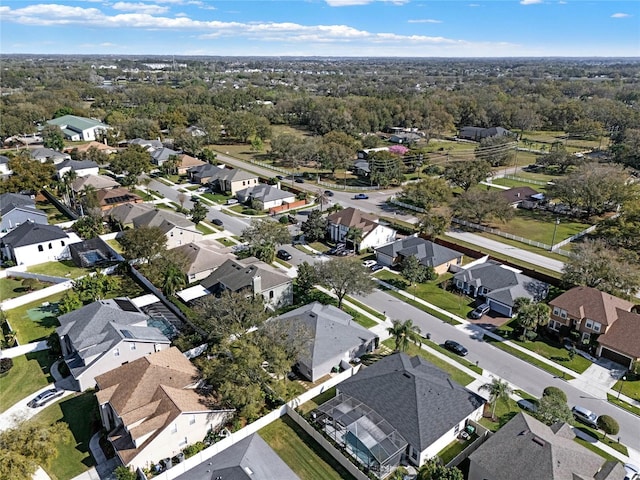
[408,19,442,23]
[520,0,543,4]
[468,4,481,7]
[112,2,169,14]
[611,12,631,18]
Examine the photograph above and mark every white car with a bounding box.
[625,464,639,480]
[362,260,377,268]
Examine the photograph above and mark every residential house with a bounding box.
[128,138,163,151]
[0,193,47,232]
[548,286,639,367]
[65,140,117,156]
[47,115,111,142]
[96,187,143,211]
[56,159,100,179]
[132,208,203,249]
[150,147,180,167]
[458,126,512,141]
[353,159,371,177]
[375,236,463,275]
[199,257,293,308]
[174,433,300,480]
[236,184,296,211]
[357,147,391,160]
[187,163,222,185]
[30,147,71,164]
[315,352,484,475]
[207,168,260,195]
[0,155,12,177]
[71,174,120,194]
[327,207,397,251]
[170,242,235,283]
[96,347,234,470]
[105,203,155,229]
[69,237,118,268]
[57,298,171,391]
[500,186,544,209]
[0,221,80,266]
[389,132,421,144]
[174,154,205,175]
[185,125,207,137]
[272,302,379,381]
[468,412,625,480]
[453,259,549,317]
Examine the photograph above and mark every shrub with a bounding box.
[524,330,538,341]
[279,216,290,224]
[183,441,206,458]
[114,466,137,480]
[597,415,619,436]
[0,357,13,374]
[543,386,567,402]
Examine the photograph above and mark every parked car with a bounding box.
[444,340,468,356]
[275,175,284,180]
[517,399,539,413]
[469,303,490,319]
[362,260,377,268]
[276,249,292,261]
[211,218,224,227]
[624,463,639,480]
[571,406,599,429]
[370,264,384,272]
[225,198,239,205]
[324,190,334,197]
[196,186,208,193]
[353,193,369,200]
[28,388,64,408]
[295,177,305,183]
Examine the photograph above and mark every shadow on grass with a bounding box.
[25,350,55,384]
[59,393,99,468]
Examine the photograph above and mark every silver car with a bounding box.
[27,388,64,408]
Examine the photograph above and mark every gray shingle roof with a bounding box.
[132,208,196,232]
[236,184,295,203]
[468,413,625,480]
[55,159,99,172]
[376,236,462,268]
[337,352,484,451]
[210,168,257,183]
[274,302,377,373]
[200,257,291,293]
[30,147,69,161]
[105,203,155,225]
[0,193,36,216]
[151,147,180,163]
[0,222,68,248]
[174,433,299,480]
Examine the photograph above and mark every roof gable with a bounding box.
[1,222,68,247]
[549,286,635,325]
[327,207,380,236]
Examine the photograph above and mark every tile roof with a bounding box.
[273,302,377,374]
[468,412,624,480]
[0,222,68,248]
[337,352,484,451]
[327,207,380,235]
[170,242,234,276]
[174,433,300,480]
[375,236,462,268]
[200,257,291,293]
[549,286,635,326]
[597,308,640,359]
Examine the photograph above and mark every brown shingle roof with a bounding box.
[549,286,635,326]
[597,309,640,360]
[327,207,379,235]
[500,186,540,204]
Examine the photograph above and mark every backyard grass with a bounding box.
[382,339,474,386]
[438,435,476,465]
[0,350,55,413]
[105,238,123,253]
[5,291,66,344]
[607,394,640,417]
[27,260,89,279]
[483,335,575,380]
[298,387,337,415]
[34,391,98,480]
[36,201,73,224]
[0,276,52,301]
[259,415,356,480]
[374,270,473,319]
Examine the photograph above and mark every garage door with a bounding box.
[600,347,632,368]
[488,300,511,317]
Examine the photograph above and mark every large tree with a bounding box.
[453,188,514,225]
[300,210,328,242]
[368,151,405,187]
[514,301,550,339]
[0,152,55,193]
[417,211,451,238]
[474,135,516,167]
[399,177,451,211]
[479,377,512,420]
[313,257,375,309]
[400,255,435,298]
[73,273,120,303]
[562,239,640,298]
[241,219,291,263]
[41,124,65,150]
[535,387,573,426]
[387,319,422,352]
[444,160,491,191]
[119,225,167,263]
[109,145,153,180]
[189,199,208,224]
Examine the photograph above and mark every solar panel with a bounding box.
[121,329,134,338]
[114,298,139,312]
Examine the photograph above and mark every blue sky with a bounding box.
[1,0,638,57]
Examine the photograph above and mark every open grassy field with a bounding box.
[34,392,98,480]
[0,350,55,413]
[259,415,357,480]
[6,291,66,344]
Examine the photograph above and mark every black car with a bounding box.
[295,177,305,183]
[211,218,224,227]
[444,340,468,356]
[277,249,292,261]
[324,190,334,197]
[276,175,284,180]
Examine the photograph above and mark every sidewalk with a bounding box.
[0,340,49,359]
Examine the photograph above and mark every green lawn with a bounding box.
[216,237,237,247]
[274,258,293,269]
[6,291,66,344]
[473,231,572,261]
[382,339,474,386]
[34,392,98,480]
[259,416,356,480]
[229,204,265,216]
[308,242,330,253]
[105,238,123,254]
[483,335,575,380]
[478,397,521,432]
[607,394,640,417]
[298,387,337,415]
[195,223,216,235]
[573,426,628,456]
[0,350,55,413]
[36,201,73,224]
[489,177,548,191]
[344,296,386,321]
[574,437,619,462]
[374,270,473,319]
[612,376,640,403]
[27,260,89,279]
[0,276,52,301]
[438,435,476,464]
[202,192,234,204]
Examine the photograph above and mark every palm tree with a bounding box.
[345,227,363,253]
[479,377,512,420]
[316,189,329,211]
[163,265,187,296]
[386,319,422,352]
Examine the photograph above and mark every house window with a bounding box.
[61,241,65,247]
[592,322,601,333]
[189,414,196,425]
[454,424,460,434]
[411,449,418,460]
[585,319,593,329]
[269,291,274,299]
[549,320,561,332]
[38,245,44,252]
[48,243,52,249]
[113,348,120,357]
[130,343,136,350]
[171,423,178,433]
[179,436,188,446]
[170,232,174,237]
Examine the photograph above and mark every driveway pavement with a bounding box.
[569,358,627,399]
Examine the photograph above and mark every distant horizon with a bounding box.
[1,1,638,58]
